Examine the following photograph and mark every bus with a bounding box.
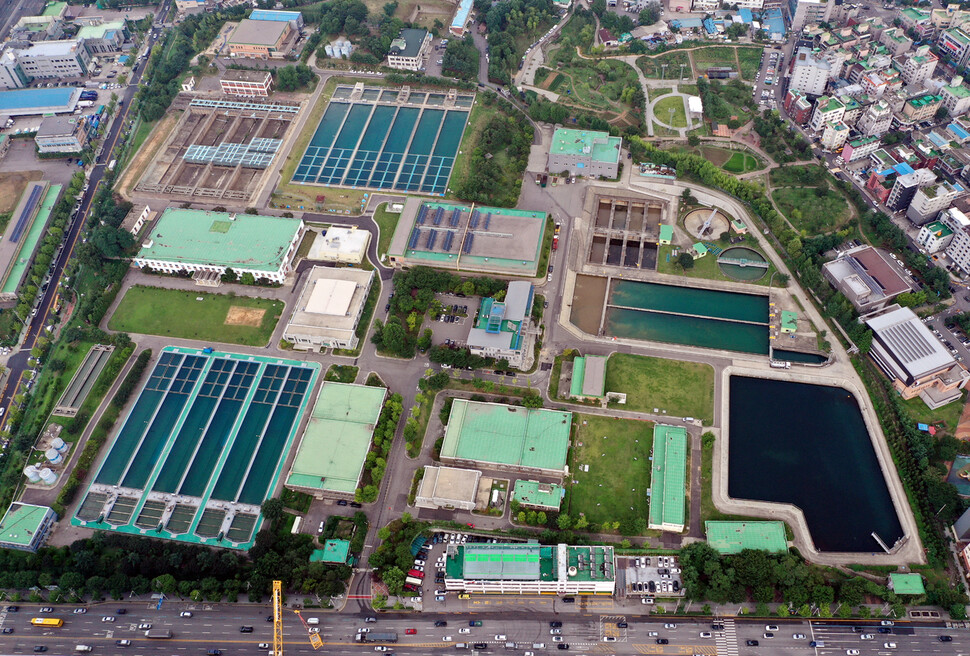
[31,618,64,628]
[145,629,173,639]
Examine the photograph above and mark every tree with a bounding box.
[680,188,696,205]
[677,252,695,270]
[261,498,284,522]
[152,574,177,595]
[687,134,700,146]
[378,526,392,541]
[557,514,572,530]
[575,515,589,530]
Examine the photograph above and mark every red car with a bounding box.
[405,629,416,635]
[467,523,475,528]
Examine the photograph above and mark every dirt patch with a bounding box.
[698,146,733,167]
[225,306,266,327]
[116,112,179,200]
[0,171,43,213]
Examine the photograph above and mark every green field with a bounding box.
[325,364,359,384]
[722,151,761,173]
[651,87,673,98]
[692,46,738,74]
[736,47,765,80]
[772,187,850,233]
[654,95,687,128]
[638,51,692,79]
[554,59,640,111]
[769,163,827,187]
[564,414,654,532]
[108,286,284,346]
[372,202,400,258]
[901,393,966,434]
[605,353,715,424]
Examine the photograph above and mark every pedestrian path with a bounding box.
[716,617,738,656]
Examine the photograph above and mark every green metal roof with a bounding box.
[41,2,66,16]
[512,480,563,509]
[463,544,541,580]
[889,572,925,595]
[781,310,797,332]
[440,400,571,473]
[569,356,586,397]
[0,503,52,547]
[76,21,125,40]
[137,209,303,272]
[659,224,674,241]
[447,543,614,583]
[924,220,953,238]
[287,383,387,493]
[648,424,687,529]
[705,521,788,554]
[311,539,351,563]
[550,128,622,164]
[946,84,970,99]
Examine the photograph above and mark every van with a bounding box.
[306,618,320,625]
[75,648,93,653]
[809,641,824,648]
[456,644,468,649]
[532,643,545,649]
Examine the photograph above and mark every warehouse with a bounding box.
[308,226,370,264]
[133,209,304,284]
[440,400,571,479]
[0,503,57,552]
[414,465,481,511]
[0,86,80,116]
[282,266,374,351]
[444,543,615,595]
[227,19,297,59]
[547,128,622,178]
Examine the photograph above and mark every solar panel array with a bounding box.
[416,204,429,225]
[463,233,474,253]
[183,137,283,169]
[483,214,491,231]
[427,229,438,250]
[408,228,421,249]
[442,230,454,252]
[449,208,461,227]
[9,184,43,244]
[469,210,480,229]
[432,207,444,226]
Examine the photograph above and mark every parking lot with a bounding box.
[753,48,783,113]
[618,554,685,601]
[405,531,511,605]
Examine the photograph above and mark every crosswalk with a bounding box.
[715,617,739,656]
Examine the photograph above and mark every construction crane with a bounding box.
[293,610,324,650]
[272,581,284,656]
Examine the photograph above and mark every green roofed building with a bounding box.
[781,310,797,333]
[705,521,788,554]
[285,382,387,499]
[444,543,615,594]
[569,354,606,399]
[658,224,674,245]
[134,209,305,284]
[310,539,351,564]
[888,572,925,595]
[512,480,563,510]
[547,128,622,178]
[648,424,687,532]
[0,503,57,552]
[440,400,571,478]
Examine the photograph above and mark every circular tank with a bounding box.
[38,467,57,485]
[718,246,768,281]
[24,465,40,483]
[45,448,63,465]
[51,436,68,452]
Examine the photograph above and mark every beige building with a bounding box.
[283,267,374,351]
[308,226,371,264]
[228,19,294,59]
[414,466,481,511]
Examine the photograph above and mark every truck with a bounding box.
[405,576,423,587]
[145,629,173,639]
[552,235,559,251]
[540,174,548,188]
[769,360,791,369]
[107,159,117,172]
[76,100,94,108]
[356,632,398,643]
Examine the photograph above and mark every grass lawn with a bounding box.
[555,59,640,112]
[769,164,827,187]
[638,51,692,79]
[735,46,765,81]
[900,392,966,434]
[722,151,763,174]
[605,353,715,424]
[650,87,673,98]
[325,364,359,384]
[564,414,654,531]
[657,242,777,287]
[654,95,687,128]
[678,84,699,96]
[653,121,680,137]
[372,202,400,259]
[295,230,316,260]
[691,46,738,74]
[108,286,284,346]
[772,187,850,233]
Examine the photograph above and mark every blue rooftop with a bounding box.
[451,0,473,31]
[928,132,949,148]
[704,18,717,34]
[739,8,753,23]
[894,162,915,176]
[672,17,703,28]
[0,87,78,111]
[949,122,969,140]
[249,9,302,22]
[762,8,786,36]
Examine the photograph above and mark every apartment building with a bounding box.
[857,100,893,136]
[842,136,881,163]
[941,78,970,117]
[809,95,845,132]
[939,27,970,68]
[907,180,965,225]
[916,219,954,253]
[787,0,833,32]
[887,167,938,211]
[902,94,943,122]
[790,47,832,96]
[896,45,938,87]
[821,120,850,150]
[879,27,913,56]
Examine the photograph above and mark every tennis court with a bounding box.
[74,347,320,549]
[293,88,472,194]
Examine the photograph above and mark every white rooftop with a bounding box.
[306,278,356,316]
[866,306,955,379]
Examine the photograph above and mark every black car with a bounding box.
[746,640,759,646]
[550,621,562,628]
[617,622,628,628]
[266,615,273,622]
[240,626,254,633]
[648,581,656,593]
[350,502,362,508]
[207,651,222,656]
[33,648,47,653]
[655,639,669,645]
[940,636,953,642]
[711,624,724,630]
[434,621,448,627]
[556,645,569,650]
[116,609,127,615]
[6,606,17,612]
[337,499,348,506]
[473,644,487,650]
[562,597,575,603]
[878,628,892,634]
[852,627,863,633]
[2,628,12,634]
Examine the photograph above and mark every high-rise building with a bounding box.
[896,45,938,87]
[906,180,965,225]
[790,47,832,96]
[887,167,938,211]
[857,100,893,136]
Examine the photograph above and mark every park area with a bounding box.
[604,353,714,424]
[722,151,761,173]
[638,50,691,79]
[654,95,687,128]
[772,186,850,233]
[108,286,284,346]
[564,414,654,533]
[692,145,763,173]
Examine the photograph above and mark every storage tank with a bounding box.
[38,467,57,485]
[24,465,41,483]
[52,436,68,453]
[340,44,352,57]
[45,448,63,465]
[324,44,334,57]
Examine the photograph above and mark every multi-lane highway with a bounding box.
[0,1,171,425]
[0,605,967,656]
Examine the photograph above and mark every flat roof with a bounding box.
[76,20,125,40]
[418,465,481,505]
[311,539,351,563]
[284,266,373,341]
[705,521,788,554]
[850,247,911,296]
[889,572,925,595]
[648,424,687,530]
[866,306,955,379]
[35,114,77,137]
[659,224,674,241]
[136,209,302,271]
[230,19,288,46]
[512,479,563,509]
[41,2,66,16]
[550,128,622,164]
[448,543,614,583]
[389,28,428,58]
[287,382,387,494]
[0,87,79,115]
[570,355,606,397]
[441,400,571,473]
[0,503,52,547]
[222,69,273,83]
[307,278,356,316]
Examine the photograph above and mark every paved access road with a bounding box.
[0,606,966,656]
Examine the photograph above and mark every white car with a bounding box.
[793,633,805,639]
[765,626,779,631]
[180,611,193,618]
[495,635,507,641]
[73,609,87,614]
[883,643,897,649]
[647,632,658,637]
[846,650,860,656]
[880,620,894,626]
[552,637,564,643]
[102,616,116,623]
[664,623,676,629]
[442,636,453,642]
[860,634,873,640]
[602,636,617,642]
[459,628,471,634]
[374,648,389,652]
[699,632,712,638]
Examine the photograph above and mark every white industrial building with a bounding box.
[414,466,481,511]
[308,226,371,264]
[282,266,374,351]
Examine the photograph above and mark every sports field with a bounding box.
[564,414,653,533]
[73,347,319,549]
[604,353,714,424]
[108,287,283,346]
